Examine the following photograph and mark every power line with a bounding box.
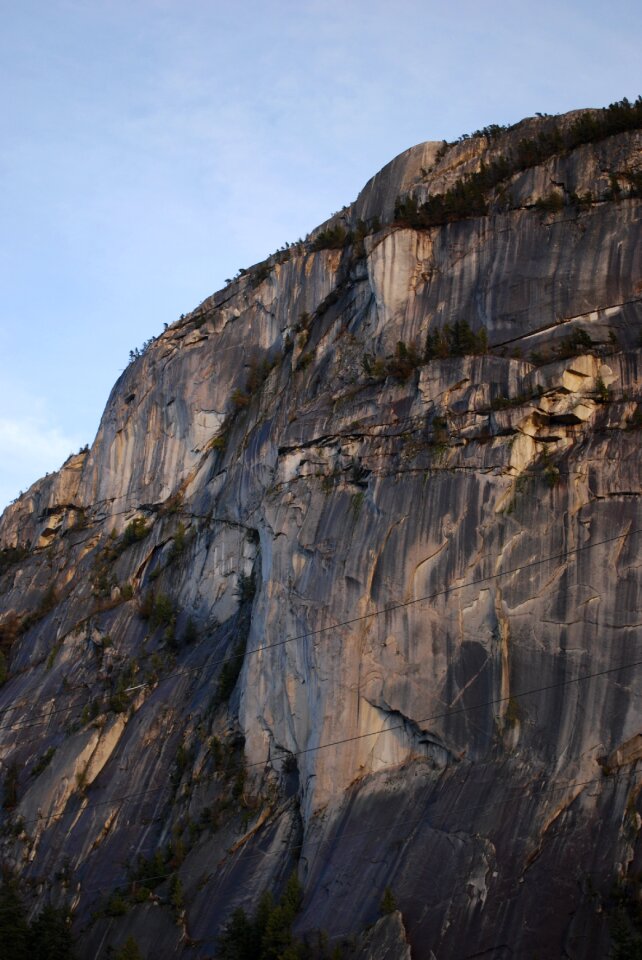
[245,654,642,768]
[9,652,642,830]
[0,527,638,736]
[194,764,642,952]
[60,766,642,909]
[0,692,109,733]
[236,527,642,669]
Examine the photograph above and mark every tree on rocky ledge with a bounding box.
[0,876,75,960]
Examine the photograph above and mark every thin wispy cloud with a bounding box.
[0,410,82,511]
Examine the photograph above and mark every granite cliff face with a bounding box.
[1,108,642,959]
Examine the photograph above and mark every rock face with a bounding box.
[1,109,642,959]
[352,911,412,960]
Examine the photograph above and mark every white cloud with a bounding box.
[0,413,82,514]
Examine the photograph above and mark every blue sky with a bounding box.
[1,0,641,511]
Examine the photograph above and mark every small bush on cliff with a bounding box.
[181,615,198,646]
[0,545,30,578]
[534,191,565,213]
[362,340,422,383]
[120,517,150,547]
[2,761,19,810]
[424,320,488,361]
[361,354,387,380]
[230,354,276,411]
[627,406,642,429]
[236,571,256,604]
[246,356,274,394]
[17,584,59,635]
[594,376,612,402]
[556,328,593,358]
[623,169,642,198]
[386,340,422,381]
[308,218,379,254]
[129,850,167,891]
[167,522,188,562]
[297,351,314,372]
[251,262,273,288]
[379,886,397,915]
[217,644,246,703]
[231,387,252,410]
[128,335,156,364]
[104,890,129,917]
[108,660,139,714]
[31,747,56,779]
[139,590,177,635]
[538,449,561,488]
[114,938,143,960]
[310,224,348,251]
[0,614,22,672]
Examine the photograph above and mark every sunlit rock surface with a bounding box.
[1,110,642,959]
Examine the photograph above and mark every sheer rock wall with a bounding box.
[1,113,642,959]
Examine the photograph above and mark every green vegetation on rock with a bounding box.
[394,97,642,230]
[0,876,75,960]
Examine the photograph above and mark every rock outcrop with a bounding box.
[1,106,642,959]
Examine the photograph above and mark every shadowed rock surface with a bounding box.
[1,106,642,959]
[352,911,412,960]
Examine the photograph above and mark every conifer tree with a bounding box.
[0,877,30,960]
[114,936,143,960]
[217,907,255,959]
[379,886,397,916]
[30,904,76,960]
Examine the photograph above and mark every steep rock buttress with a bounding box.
[1,106,642,958]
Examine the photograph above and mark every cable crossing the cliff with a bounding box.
[8,651,642,831]
[51,766,642,913]
[0,526,638,734]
